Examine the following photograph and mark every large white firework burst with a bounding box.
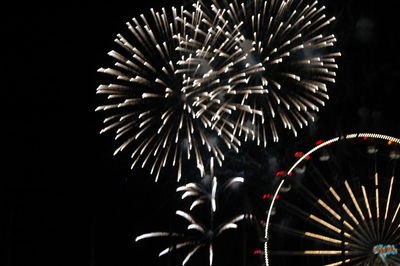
[180,0,341,146]
[176,2,264,143]
[96,6,252,181]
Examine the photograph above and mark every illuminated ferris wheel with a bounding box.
[264,133,400,265]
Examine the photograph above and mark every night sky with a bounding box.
[3,1,400,266]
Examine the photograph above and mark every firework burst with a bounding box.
[177,158,244,212]
[96,6,250,181]
[135,157,250,265]
[135,210,251,266]
[179,0,340,146]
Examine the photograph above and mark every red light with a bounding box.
[288,172,293,176]
[294,151,304,157]
[253,250,262,255]
[275,171,285,176]
[262,193,271,199]
[315,140,324,145]
[305,155,311,160]
[363,137,368,140]
[262,194,280,199]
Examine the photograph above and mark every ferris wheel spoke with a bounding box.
[269,250,357,256]
[361,185,380,242]
[380,175,396,243]
[391,255,400,263]
[384,201,400,243]
[322,253,369,266]
[327,185,376,246]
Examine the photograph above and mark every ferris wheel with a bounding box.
[265,133,400,265]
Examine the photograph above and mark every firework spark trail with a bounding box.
[176,156,244,212]
[177,173,244,212]
[179,0,341,146]
[135,208,250,265]
[176,2,263,140]
[96,6,250,181]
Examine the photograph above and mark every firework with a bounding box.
[96,6,250,181]
[179,0,340,146]
[264,133,400,265]
[177,158,244,212]
[175,2,264,143]
[135,210,250,266]
[135,157,250,265]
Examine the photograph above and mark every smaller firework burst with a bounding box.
[177,158,244,212]
[135,211,251,265]
[135,158,250,265]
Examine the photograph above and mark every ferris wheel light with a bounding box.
[367,145,378,154]
[294,151,304,157]
[275,171,286,176]
[295,166,307,174]
[270,207,277,216]
[253,249,263,255]
[262,193,280,199]
[280,184,292,193]
[263,193,271,199]
[389,150,400,160]
[319,151,330,161]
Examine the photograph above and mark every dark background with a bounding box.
[3,0,400,265]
